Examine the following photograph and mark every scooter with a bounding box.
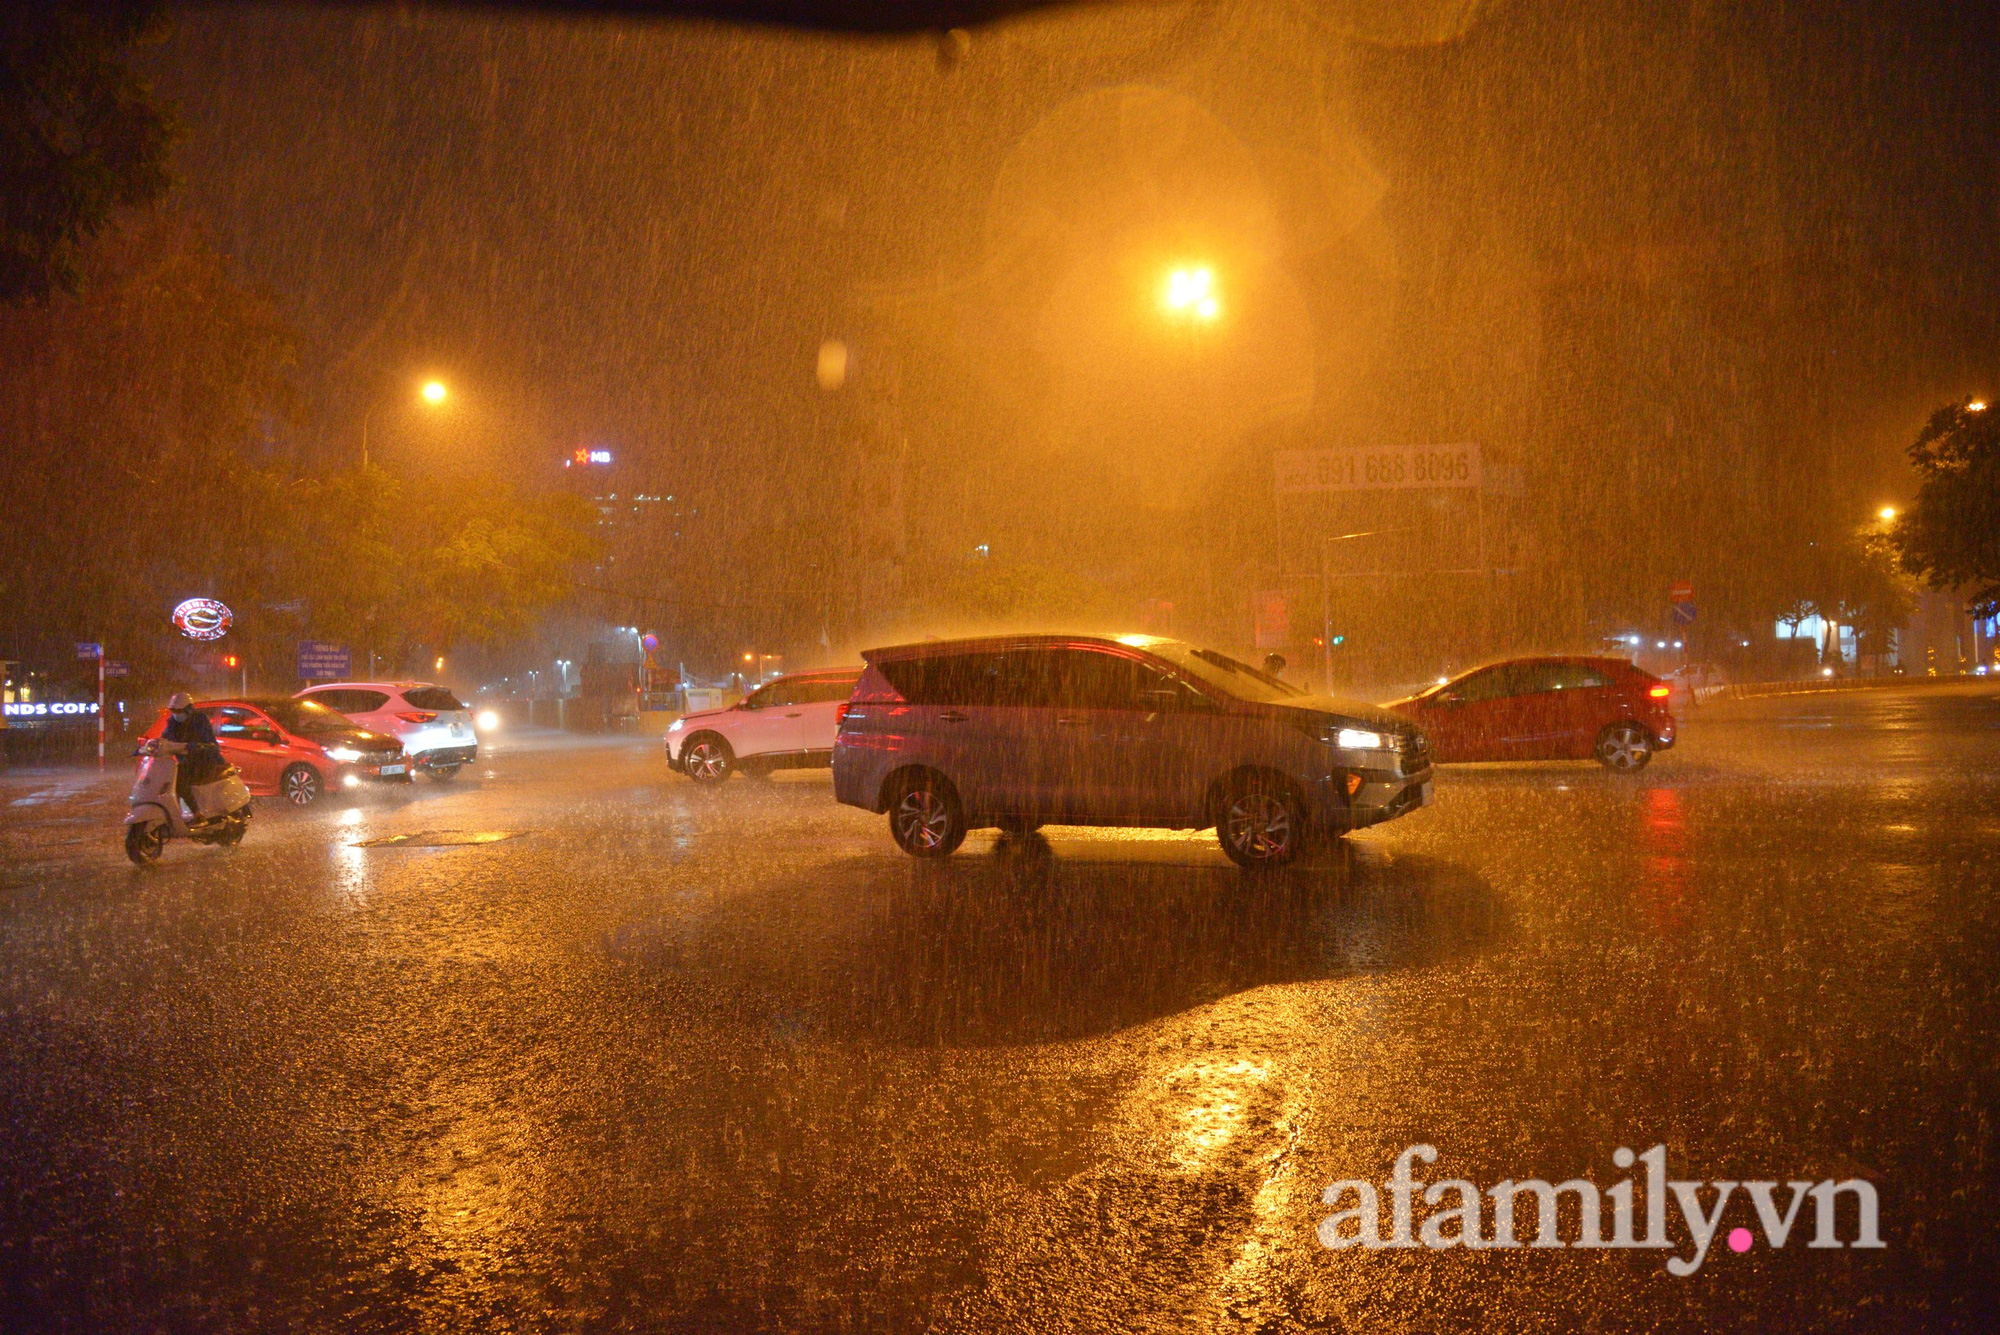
[124,738,254,865]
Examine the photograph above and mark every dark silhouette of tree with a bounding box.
[0,1,175,301]
[1895,401,2000,619]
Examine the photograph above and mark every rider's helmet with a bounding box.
[168,691,193,713]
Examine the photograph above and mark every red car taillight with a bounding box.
[836,702,854,726]
[1647,685,1671,699]
[396,710,437,723]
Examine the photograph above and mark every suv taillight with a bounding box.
[836,702,854,726]
[397,710,438,723]
[1647,685,1670,699]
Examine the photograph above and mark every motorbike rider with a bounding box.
[160,692,224,812]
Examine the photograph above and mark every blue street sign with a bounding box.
[1670,601,1697,625]
[297,641,352,679]
[75,642,101,659]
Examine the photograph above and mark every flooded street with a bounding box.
[3,681,1995,1331]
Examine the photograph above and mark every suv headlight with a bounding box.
[1334,726,1388,751]
[326,746,361,762]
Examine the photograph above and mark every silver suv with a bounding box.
[832,634,1432,867]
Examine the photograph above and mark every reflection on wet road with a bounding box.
[1,685,1996,1330]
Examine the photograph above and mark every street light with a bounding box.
[1878,506,1897,522]
[361,379,452,469]
[1161,265,1220,321]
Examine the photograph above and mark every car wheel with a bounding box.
[430,764,459,781]
[1595,722,1653,771]
[124,822,166,866]
[888,772,967,858]
[683,735,734,784]
[1216,774,1304,869]
[281,764,323,806]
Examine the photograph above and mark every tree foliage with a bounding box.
[1895,400,2000,618]
[0,1,175,301]
[0,211,597,679]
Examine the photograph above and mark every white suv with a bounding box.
[295,681,479,778]
[666,668,861,783]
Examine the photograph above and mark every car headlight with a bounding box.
[326,746,361,762]
[1333,727,1388,751]
[475,709,500,732]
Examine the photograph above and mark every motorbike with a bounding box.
[124,738,254,865]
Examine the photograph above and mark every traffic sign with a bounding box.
[75,642,101,659]
[102,660,130,677]
[297,641,352,679]
[1671,602,1697,625]
[1669,580,1694,603]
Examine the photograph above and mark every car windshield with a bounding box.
[1148,644,1304,704]
[258,699,359,737]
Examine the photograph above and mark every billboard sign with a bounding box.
[1276,444,1483,494]
[297,641,352,679]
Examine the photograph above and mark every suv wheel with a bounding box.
[1216,775,1303,869]
[1595,722,1653,771]
[281,764,323,807]
[888,772,967,858]
[683,735,734,784]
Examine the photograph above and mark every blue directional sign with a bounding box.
[297,641,352,679]
[1670,601,1697,625]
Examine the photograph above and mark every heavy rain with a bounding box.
[1,1,1997,1329]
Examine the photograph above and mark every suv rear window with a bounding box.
[311,688,390,714]
[402,687,466,711]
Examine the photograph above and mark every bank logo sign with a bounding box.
[1319,1145,1883,1275]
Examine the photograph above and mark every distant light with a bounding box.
[742,652,756,663]
[343,774,361,789]
[817,339,849,392]
[421,380,448,404]
[1626,635,1641,646]
[434,656,445,672]
[1656,641,1667,649]
[1822,667,1835,677]
[1673,641,1683,649]
[1969,400,1988,413]
[570,448,612,466]
[475,708,500,732]
[1878,506,1897,522]
[1163,266,1219,320]
[1437,676,1449,685]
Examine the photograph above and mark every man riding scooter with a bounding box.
[124,693,253,864]
[161,691,225,812]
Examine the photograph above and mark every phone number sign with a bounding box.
[1276,444,1483,494]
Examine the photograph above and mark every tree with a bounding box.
[0,2,176,302]
[1894,400,2000,619]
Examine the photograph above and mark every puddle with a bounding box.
[352,830,530,848]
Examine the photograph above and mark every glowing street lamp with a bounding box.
[1877,506,1897,523]
[1968,399,1988,413]
[362,379,452,469]
[1162,266,1220,321]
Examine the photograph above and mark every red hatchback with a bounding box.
[1385,656,1676,771]
[139,697,409,806]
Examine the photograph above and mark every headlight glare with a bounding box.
[1334,727,1387,751]
[326,746,361,762]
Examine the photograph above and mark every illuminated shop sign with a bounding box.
[4,701,100,717]
[172,597,233,641]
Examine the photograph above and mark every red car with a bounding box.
[139,697,409,806]
[1385,656,1676,771]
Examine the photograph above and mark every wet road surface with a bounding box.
[2,683,1997,1331]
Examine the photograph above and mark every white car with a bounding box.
[295,681,479,778]
[666,668,861,783]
